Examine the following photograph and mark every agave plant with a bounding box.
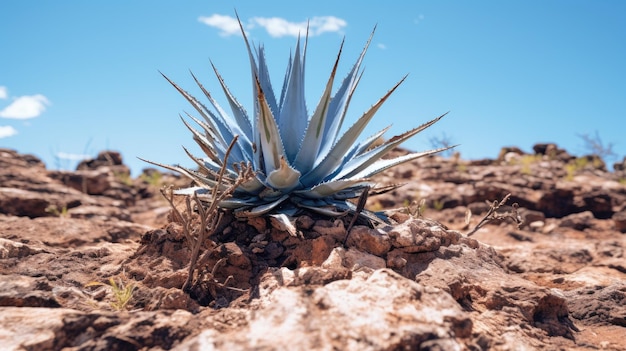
[145,20,450,223]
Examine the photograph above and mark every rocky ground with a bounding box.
[1,145,625,350]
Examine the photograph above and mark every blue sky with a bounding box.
[1,1,625,176]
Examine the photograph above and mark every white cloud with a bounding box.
[198,14,243,37]
[198,14,347,38]
[377,43,387,50]
[0,94,50,119]
[55,152,92,161]
[0,86,7,99]
[308,16,347,36]
[0,125,18,138]
[251,16,346,38]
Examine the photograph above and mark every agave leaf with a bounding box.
[209,61,253,140]
[266,156,302,191]
[256,44,280,119]
[181,145,229,179]
[172,186,208,196]
[330,186,372,200]
[183,111,222,145]
[182,111,222,147]
[219,196,261,209]
[318,27,375,159]
[235,13,267,170]
[327,199,388,224]
[235,194,290,217]
[269,213,297,236]
[340,125,391,163]
[137,157,195,181]
[300,76,407,187]
[367,183,405,196]
[255,76,289,175]
[191,70,254,162]
[234,15,283,159]
[138,157,230,192]
[179,116,223,163]
[293,39,344,174]
[294,178,372,199]
[236,176,265,195]
[296,204,348,217]
[334,113,448,180]
[277,35,308,162]
[160,72,231,148]
[351,146,454,180]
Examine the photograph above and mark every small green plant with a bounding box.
[564,156,604,181]
[45,204,68,217]
[508,154,542,175]
[431,199,445,211]
[564,158,587,181]
[404,198,426,218]
[520,154,542,175]
[456,162,468,173]
[114,171,133,186]
[85,276,136,311]
[139,171,162,187]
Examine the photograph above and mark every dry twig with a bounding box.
[161,136,255,292]
[465,193,522,237]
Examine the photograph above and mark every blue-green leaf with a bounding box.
[278,36,308,162]
[293,39,344,174]
[300,76,406,187]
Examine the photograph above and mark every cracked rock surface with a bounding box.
[1,146,625,350]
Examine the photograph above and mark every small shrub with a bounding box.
[578,131,617,163]
[45,204,68,217]
[85,276,136,311]
[139,171,162,187]
[114,171,133,186]
[432,199,445,211]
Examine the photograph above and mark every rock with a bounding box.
[614,210,626,233]
[559,211,596,230]
[582,190,613,219]
[175,269,473,351]
[76,150,124,169]
[0,307,81,350]
[537,187,576,218]
[0,238,47,259]
[0,146,625,350]
[497,146,526,162]
[48,169,112,195]
[343,247,386,271]
[614,156,626,172]
[0,306,195,351]
[386,218,461,253]
[566,283,626,327]
[345,225,391,256]
[0,275,61,307]
[312,219,346,241]
[532,142,574,162]
[411,243,577,342]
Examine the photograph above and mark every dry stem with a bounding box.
[465,193,522,237]
[161,136,255,292]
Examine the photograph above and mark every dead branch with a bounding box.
[160,136,255,292]
[465,193,522,237]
